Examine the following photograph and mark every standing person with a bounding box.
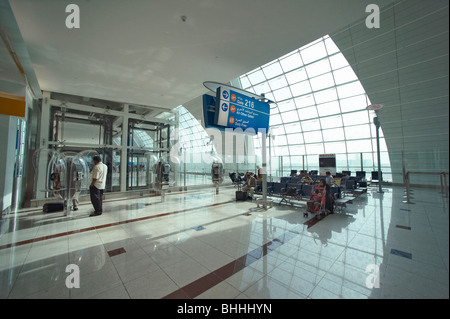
[256,166,263,181]
[324,183,335,214]
[89,156,108,217]
[325,171,334,185]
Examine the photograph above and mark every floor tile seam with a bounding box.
[313,260,377,298]
[156,256,200,293]
[5,193,227,237]
[425,210,450,271]
[266,260,322,285]
[242,272,309,299]
[112,200,231,224]
[175,233,274,269]
[277,259,334,289]
[8,189,205,215]
[385,254,450,279]
[261,269,318,299]
[336,244,385,268]
[7,275,69,300]
[69,268,125,300]
[295,237,353,261]
[3,251,30,299]
[0,193,207,238]
[62,203,249,294]
[6,240,71,299]
[81,281,128,300]
[309,276,366,299]
[102,248,164,300]
[0,200,235,251]
[377,266,448,298]
[161,223,308,299]
[127,210,257,253]
[214,224,298,260]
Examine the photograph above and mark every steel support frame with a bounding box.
[38,92,173,195]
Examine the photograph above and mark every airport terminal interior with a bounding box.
[0,0,448,300]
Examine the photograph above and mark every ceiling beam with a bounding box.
[48,98,171,125]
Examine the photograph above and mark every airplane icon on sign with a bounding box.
[222,90,229,99]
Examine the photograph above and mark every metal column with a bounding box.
[120,104,129,192]
[374,117,383,193]
[35,91,51,200]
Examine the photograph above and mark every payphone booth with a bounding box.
[211,157,224,194]
[153,157,171,201]
[33,148,100,215]
[33,148,68,211]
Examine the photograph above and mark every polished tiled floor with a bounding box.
[0,184,448,299]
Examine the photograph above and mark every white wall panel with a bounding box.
[332,0,449,185]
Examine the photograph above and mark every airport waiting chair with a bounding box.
[356,171,366,179]
[255,181,262,195]
[371,171,382,182]
[280,177,291,184]
[270,182,286,196]
[344,179,354,195]
[300,184,313,199]
[329,186,341,199]
[291,176,302,184]
[279,183,301,205]
[254,181,275,195]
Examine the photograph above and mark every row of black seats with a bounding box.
[281,171,368,184]
[280,175,324,184]
[254,182,342,199]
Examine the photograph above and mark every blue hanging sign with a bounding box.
[214,87,270,132]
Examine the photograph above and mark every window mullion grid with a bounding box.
[235,34,390,177]
[324,39,348,169]
[300,38,326,157]
[267,59,296,167]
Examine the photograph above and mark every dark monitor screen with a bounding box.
[319,157,336,168]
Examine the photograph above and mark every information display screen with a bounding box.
[214,87,270,132]
[319,154,336,175]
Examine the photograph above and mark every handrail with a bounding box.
[403,171,449,204]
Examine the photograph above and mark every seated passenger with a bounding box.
[308,180,335,214]
[306,179,328,218]
[242,172,256,199]
[301,173,314,184]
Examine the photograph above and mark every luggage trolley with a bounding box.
[303,185,329,219]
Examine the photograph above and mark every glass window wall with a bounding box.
[236,35,391,179]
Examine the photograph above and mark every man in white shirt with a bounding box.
[325,171,334,185]
[89,156,108,216]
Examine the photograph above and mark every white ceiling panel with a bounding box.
[7,0,392,108]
